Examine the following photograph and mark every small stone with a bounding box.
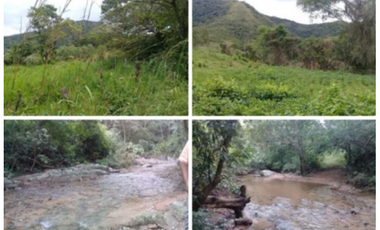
[148,224,158,229]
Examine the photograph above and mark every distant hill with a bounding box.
[4,20,100,51]
[193,0,346,44]
[269,17,346,38]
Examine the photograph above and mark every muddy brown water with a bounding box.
[240,174,375,230]
[4,161,187,230]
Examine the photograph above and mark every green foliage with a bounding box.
[317,149,346,169]
[228,120,374,190]
[194,0,374,72]
[101,0,188,76]
[335,22,375,72]
[299,37,336,70]
[4,41,36,65]
[348,173,375,192]
[55,45,95,62]
[242,120,329,175]
[193,120,240,210]
[269,17,346,38]
[4,59,187,115]
[27,3,76,63]
[193,0,346,45]
[4,0,188,116]
[193,46,375,116]
[102,120,187,164]
[4,120,187,173]
[97,136,137,168]
[297,0,375,72]
[4,120,113,174]
[326,120,375,191]
[24,53,43,66]
[153,134,187,157]
[193,27,210,46]
[256,24,288,65]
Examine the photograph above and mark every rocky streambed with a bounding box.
[201,169,375,230]
[241,170,375,230]
[4,159,187,230]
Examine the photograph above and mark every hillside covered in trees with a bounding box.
[193,0,375,116]
[4,0,188,115]
[193,0,346,43]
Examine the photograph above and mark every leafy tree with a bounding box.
[102,120,187,157]
[256,25,288,65]
[297,0,375,71]
[4,41,35,65]
[101,0,188,60]
[27,2,68,63]
[247,120,326,175]
[326,120,375,189]
[193,120,239,211]
[299,37,335,70]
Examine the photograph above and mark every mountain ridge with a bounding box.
[4,20,100,51]
[193,0,346,43]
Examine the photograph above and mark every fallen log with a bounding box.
[201,185,251,218]
[234,217,253,226]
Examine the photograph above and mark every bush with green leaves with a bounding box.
[4,120,113,175]
[55,45,95,62]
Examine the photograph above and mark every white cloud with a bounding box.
[4,0,103,36]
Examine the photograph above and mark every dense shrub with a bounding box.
[4,120,113,174]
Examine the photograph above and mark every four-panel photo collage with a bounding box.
[2,0,377,229]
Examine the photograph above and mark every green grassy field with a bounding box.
[193,46,375,116]
[5,60,188,115]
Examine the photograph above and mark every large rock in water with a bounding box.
[261,170,276,177]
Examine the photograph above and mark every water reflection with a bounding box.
[240,174,376,230]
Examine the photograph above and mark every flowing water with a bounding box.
[4,160,187,230]
[240,175,375,230]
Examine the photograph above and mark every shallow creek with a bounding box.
[4,161,187,230]
[240,175,375,230]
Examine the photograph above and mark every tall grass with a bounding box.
[4,59,188,115]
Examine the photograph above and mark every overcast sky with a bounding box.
[4,0,103,36]
[242,0,335,24]
[4,0,335,36]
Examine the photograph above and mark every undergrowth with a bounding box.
[5,58,188,115]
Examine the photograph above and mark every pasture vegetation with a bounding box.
[4,0,188,115]
[193,0,375,116]
[5,59,187,115]
[193,45,375,116]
